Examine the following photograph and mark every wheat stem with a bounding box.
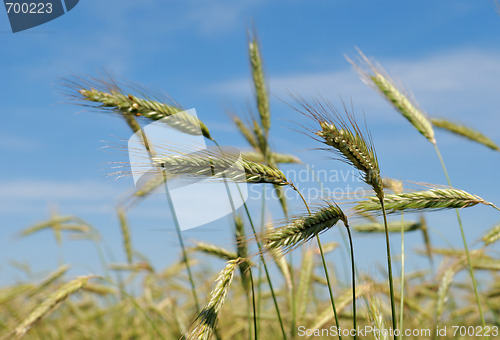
[290,183,347,340]
[239,185,287,340]
[346,227,356,340]
[317,236,343,340]
[381,201,397,340]
[248,266,258,340]
[162,172,200,312]
[433,143,487,334]
[399,212,405,335]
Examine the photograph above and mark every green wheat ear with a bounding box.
[355,188,498,214]
[347,48,436,145]
[262,202,348,254]
[353,220,422,233]
[248,30,270,135]
[64,76,213,139]
[430,118,499,151]
[482,223,500,246]
[294,97,384,200]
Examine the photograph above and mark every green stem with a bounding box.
[316,236,342,340]
[212,139,257,339]
[289,252,296,340]
[433,143,487,334]
[162,172,200,312]
[240,189,288,340]
[381,200,397,340]
[346,227,356,339]
[248,266,258,340]
[399,212,405,334]
[290,183,343,340]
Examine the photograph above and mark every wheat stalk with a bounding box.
[263,203,347,254]
[355,188,497,214]
[183,259,239,340]
[348,50,491,331]
[347,49,435,144]
[294,97,392,337]
[431,118,499,151]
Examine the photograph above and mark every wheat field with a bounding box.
[1,25,500,340]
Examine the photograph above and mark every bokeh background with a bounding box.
[1,1,499,285]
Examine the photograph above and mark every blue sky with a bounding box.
[1,1,500,284]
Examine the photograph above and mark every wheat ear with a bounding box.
[117,209,133,265]
[183,259,239,340]
[153,147,289,186]
[192,242,238,261]
[431,118,499,151]
[355,188,497,214]
[249,31,270,135]
[347,49,435,144]
[234,215,251,294]
[232,115,259,149]
[66,79,212,139]
[353,220,422,233]
[242,151,301,164]
[10,275,93,339]
[295,97,384,199]
[262,203,347,254]
[482,223,500,246]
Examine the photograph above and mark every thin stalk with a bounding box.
[239,188,287,340]
[162,172,200,312]
[346,227,356,339]
[317,236,342,340]
[258,185,266,337]
[289,252,296,340]
[399,213,405,333]
[248,265,258,340]
[212,139,257,340]
[433,143,487,333]
[290,183,344,340]
[381,200,397,340]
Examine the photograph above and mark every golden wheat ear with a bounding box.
[182,259,239,340]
